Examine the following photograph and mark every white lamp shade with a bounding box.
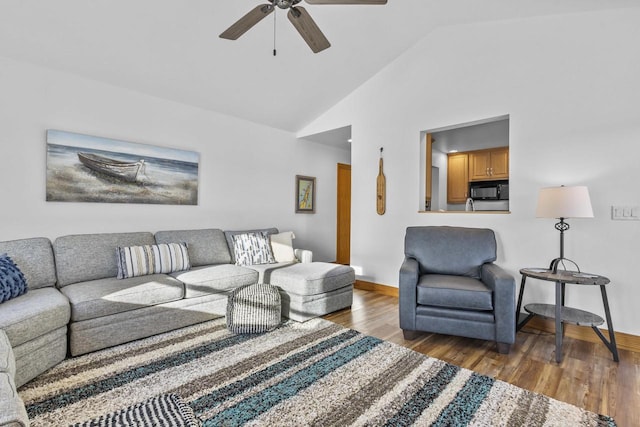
[536,186,594,219]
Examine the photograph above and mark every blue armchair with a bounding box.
[399,226,515,353]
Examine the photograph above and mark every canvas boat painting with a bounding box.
[46,130,199,205]
[77,152,146,183]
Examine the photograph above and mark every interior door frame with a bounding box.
[336,163,351,265]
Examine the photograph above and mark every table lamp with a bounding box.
[536,185,594,273]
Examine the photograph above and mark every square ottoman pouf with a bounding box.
[226,283,281,334]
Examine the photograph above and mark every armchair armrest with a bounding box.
[294,249,313,263]
[399,257,420,331]
[481,263,516,344]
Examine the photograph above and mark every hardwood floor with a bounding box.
[323,289,639,426]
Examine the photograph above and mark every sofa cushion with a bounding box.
[268,262,355,296]
[54,232,156,287]
[0,287,70,348]
[155,229,232,266]
[270,231,297,263]
[0,237,56,290]
[224,228,278,263]
[60,274,184,322]
[170,264,258,298]
[0,255,27,303]
[246,261,297,283]
[417,274,493,311]
[116,242,190,279]
[232,232,276,266]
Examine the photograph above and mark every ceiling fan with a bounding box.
[219,0,388,54]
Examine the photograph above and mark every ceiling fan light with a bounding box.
[222,0,386,51]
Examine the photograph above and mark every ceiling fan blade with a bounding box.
[219,4,274,40]
[304,0,387,4]
[288,7,331,53]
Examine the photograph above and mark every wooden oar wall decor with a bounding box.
[376,147,386,215]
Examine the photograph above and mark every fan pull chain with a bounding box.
[273,9,277,56]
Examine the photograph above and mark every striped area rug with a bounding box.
[19,318,616,426]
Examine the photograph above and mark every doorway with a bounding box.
[336,163,351,265]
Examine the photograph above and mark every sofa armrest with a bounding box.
[399,257,419,331]
[294,249,313,263]
[481,263,516,344]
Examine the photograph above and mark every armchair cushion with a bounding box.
[405,226,496,279]
[417,274,493,311]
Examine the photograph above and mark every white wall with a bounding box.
[299,8,640,335]
[0,57,349,262]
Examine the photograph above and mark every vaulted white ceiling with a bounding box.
[0,0,635,132]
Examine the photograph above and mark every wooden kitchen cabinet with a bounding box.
[447,153,469,204]
[468,147,509,181]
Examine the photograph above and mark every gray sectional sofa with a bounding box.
[0,227,355,399]
[0,238,70,389]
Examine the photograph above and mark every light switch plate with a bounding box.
[612,205,640,220]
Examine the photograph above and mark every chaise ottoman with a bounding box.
[264,262,355,322]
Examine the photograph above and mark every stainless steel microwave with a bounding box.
[470,181,509,200]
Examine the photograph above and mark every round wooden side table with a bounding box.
[516,268,619,363]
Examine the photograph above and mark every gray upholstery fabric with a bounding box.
[0,237,56,290]
[12,326,67,387]
[0,330,15,377]
[0,287,70,348]
[399,226,515,351]
[0,334,29,427]
[417,274,493,310]
[60,274,185,322]
[266,262,355,296]
[155,229,232,266]
[68,294,226,356]
[279,285,353,322]
[246,261,297,283]
[399,257,419,332]
[170,265,258,298]
[54,232,156,287]
[404,226,496,279]
[416,305,495,323]
[415,314,496,342]
[481,263,516,344]
[224,228,278,263]
[0,372,29,427]
[0,238,70,390]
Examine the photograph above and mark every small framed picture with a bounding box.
[295,175,316,213]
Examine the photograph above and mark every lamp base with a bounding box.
[549,257,581,274]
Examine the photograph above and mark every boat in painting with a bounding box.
[77,152,145,182]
